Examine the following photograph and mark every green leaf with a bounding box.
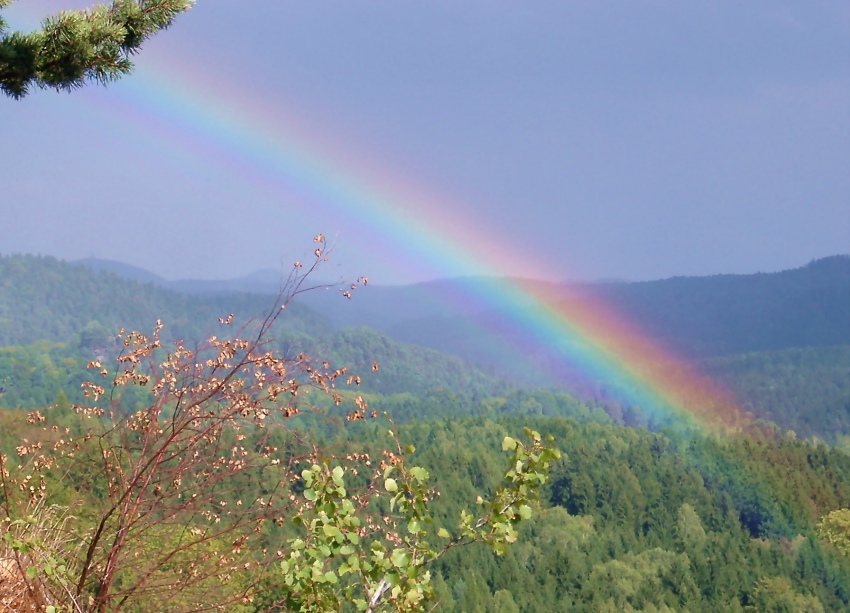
[405,583,424,601]
[409,466,429,483]
[385,478,398,493]
[438,527,451,539]
[519,504,533,519]
[502,436,517,451]
[391,549,410,568]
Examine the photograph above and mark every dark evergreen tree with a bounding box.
[0,0,192,98]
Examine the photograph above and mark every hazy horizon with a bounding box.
[1,251,840,288]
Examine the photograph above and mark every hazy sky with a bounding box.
[2,1,848,285]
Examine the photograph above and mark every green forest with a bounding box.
[0,254,848,612]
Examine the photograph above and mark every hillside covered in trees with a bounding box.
[0,253,848,611]
[75,255,850,361]
[70,253,850,442]
[1,253,847,441]
[315,255,849,368]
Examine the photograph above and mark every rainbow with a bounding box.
[7,4,752,434]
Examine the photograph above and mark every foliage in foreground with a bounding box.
[265,427,555,612]
[0,243,555,612]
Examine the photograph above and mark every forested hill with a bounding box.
[309,255,849,362]
[0,254,332,346]
[589,255,850,357]
[0,255,506,401]
[9,253,849,441]
[700,345,850,441]
[73,254,850,360]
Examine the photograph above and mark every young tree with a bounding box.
[0,0,193,98]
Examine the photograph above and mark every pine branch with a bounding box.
[0,0,193,98]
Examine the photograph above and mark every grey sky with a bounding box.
[2,1,848,284]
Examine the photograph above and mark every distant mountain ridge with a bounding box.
[1,253,848,440]
[73,255,850,363]
[76,258,166,285]
[0,255,506,400]
[75,258,290,296]
[589,255,850,357]
[298,256,850,365]
[0,254,330,348]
